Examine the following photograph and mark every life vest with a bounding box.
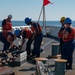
[58,26,66,38]
[24,27,33,39]
[74,28,75,39]
[58,32,63,38]
[2,19,12,38]
[31,23,42,35]
[63,27,75,42]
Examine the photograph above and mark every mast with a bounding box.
[42,5,46,36]
[38,0,52,36]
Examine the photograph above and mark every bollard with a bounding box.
[51,43,60,56]
[35,58,48,75]
[35,58,48,64]
[54,59,67,75]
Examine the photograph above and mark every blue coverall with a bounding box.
[61,27,75,69]
[23,22,43,58]
[0,32,14,51]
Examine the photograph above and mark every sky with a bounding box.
[0,0,75,21]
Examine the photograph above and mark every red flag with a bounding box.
[43,0,52,6]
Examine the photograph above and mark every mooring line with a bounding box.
[42,40,54,48]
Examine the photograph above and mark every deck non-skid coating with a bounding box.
[7,37,75,75]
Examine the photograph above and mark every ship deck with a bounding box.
[0,26,75,75]
[12,36,75,75]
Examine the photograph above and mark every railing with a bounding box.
[46,26,60,39]
[0,25,31,32]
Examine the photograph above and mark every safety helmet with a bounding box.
[60,17,66,22]
[14,29,20,37]
[8,15,12,19]
[25,17,31,24]
[64,18,72,24]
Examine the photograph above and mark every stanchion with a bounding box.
[54,59,67,75]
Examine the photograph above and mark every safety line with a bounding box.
[42,40,54,48]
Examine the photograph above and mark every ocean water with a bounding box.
[0,20,75,27]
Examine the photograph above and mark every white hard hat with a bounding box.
[8,15,12,19]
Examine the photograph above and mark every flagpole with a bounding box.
[42,0,52,36]
[42,3,46,36]
[38,0,51,36]
[38,6,43,23]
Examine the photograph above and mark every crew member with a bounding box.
[2,15,12,38]
[21,27,33,59]
[22,17,43,60]
[0,29,20,51]
[62,18,75,70]
[58,17,66,55]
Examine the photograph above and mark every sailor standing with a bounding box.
[58,17,66,55]
[2,15,12,38]
[61,18,75,70]
[22,17,43,60]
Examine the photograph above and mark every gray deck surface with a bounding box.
[11,37,75,75]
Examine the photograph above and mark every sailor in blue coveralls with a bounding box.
[0,30,20,51]
[23,17,43,60]
[58,17,66,55]
[62,18,75,70]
